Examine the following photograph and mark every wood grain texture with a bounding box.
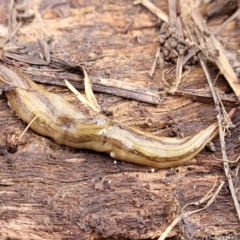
[0,0,240,239]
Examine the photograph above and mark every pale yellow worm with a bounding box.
[0,64,235,168]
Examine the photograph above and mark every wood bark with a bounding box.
[0,0,239,239]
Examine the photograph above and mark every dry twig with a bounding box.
[199,50,240,222]
[158,181,225,240]
[180,1,240,222]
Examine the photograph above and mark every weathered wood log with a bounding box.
[0,0,239,239]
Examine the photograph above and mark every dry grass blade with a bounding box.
[168,55,184,93]
[82,67,101,112]
[198,53,240,222]
[209,36,240,101]
[149,46,160,77]
[8,0,16,42]
[190,8,210,35]
[179,0,240,224]
[38,34,50,63]
[212,154,240,163]
[166,1,185,93]
[65,79,100,113]
[185,181,217,209]
[4,51,50,65]
[175,89,239,103]
[213,8,240,35]
[157,215,181,240]
[190,8,240,101]
[134,0,169,23]
[18,114,39,141]
[158,181,224,240]
[187,181,225,215]
[168,0,177,25]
